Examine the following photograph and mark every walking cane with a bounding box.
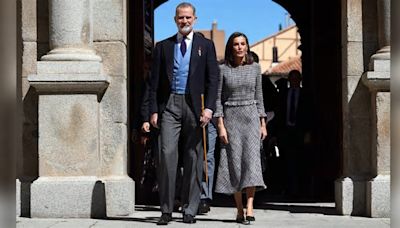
[201,94,208,185]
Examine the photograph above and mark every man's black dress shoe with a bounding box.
[157,213,172,225]
[197,200,210,214]
[183,214,196,224]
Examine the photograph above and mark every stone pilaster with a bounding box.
[360,1,391,215]
[336,0,390,218]
[336,0,368,216]
[28,61,109,218]
[361,70,390,218]
[27,0,134,218]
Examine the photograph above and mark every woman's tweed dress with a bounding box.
[214,62,267,194]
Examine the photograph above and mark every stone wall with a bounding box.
[93,0,128,178]
[18,0,134,218]
[336,0,390,218]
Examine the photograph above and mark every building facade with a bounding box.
[197,22,226,61]
[17,0,390,218]
[251,25,301,74]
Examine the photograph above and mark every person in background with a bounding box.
[193,31,218,216]
[277,70,307,198]
[214,32,267,225]
[198,118,217,214]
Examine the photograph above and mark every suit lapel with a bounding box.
[165,35,176,82]
[189,34,200,80]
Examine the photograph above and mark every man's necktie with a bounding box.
[180,36,187,56]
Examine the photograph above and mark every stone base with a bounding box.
[104,176,135,217]
[366,175,390,217]
[335,177,367,216]
[16,179,20,217]
[31,176,105,218]
[335,177,353,215]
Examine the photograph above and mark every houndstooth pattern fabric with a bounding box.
[214,63,267,194]
[214,63,267,118]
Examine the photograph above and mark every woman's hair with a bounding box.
[224,32,254,67]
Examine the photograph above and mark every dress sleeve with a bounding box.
[255,64,267,118]
[213,65,224,117]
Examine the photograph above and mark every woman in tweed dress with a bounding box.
[214,32,267,224]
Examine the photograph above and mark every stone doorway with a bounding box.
[127,0,342,205]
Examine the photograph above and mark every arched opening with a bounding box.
[127,0,342,206]
[270,0,343,203]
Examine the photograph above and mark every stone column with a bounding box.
[369,0,390,63]
[41,0,101,61]
[27,0,110,218]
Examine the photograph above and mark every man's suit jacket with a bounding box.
[277,87,308,131]
[149,32,219,122]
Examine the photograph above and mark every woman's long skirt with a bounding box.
[215,103,266,194]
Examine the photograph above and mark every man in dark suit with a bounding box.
[277,70,308,198]
[148,2,219,225]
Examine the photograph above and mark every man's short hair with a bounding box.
[175,2,196,16]
[288,70,302,80]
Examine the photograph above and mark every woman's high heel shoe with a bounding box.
[236,215,250,225]
[246,215,255,221]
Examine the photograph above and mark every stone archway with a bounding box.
[16,0,390,219]
[128,0,343,204]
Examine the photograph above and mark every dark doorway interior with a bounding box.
[268,0,342,202]
[128,0,342,206]
[127,0,158,205]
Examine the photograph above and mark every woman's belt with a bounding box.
[223,100,257,106]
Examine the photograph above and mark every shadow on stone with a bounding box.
[22,87,39,180]
[106,216,159,224]
[254,203,338,215]
[134,205,160,212]
[20,180,32,217]
[91,180,106,218]
[36,0,50,59]
[351,180,367,216]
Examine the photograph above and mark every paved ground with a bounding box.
[17,203,390,228]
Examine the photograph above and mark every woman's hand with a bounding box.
[218,126,229,144]
[260,125,267,140]
[217,117,229,144]
[260,117,267,140]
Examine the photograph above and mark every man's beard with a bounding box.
[180,25,192,34]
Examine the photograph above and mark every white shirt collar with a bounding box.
[177,30,194,41]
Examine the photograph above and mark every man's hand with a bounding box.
[200,109,212,127]
[150,113,159,128]
[141,122,150,133]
